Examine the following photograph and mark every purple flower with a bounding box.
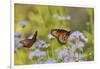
[35,40,51,49]
[48,34,55,39]
[14,32,21,38]
[64,57,74,62]
[69,50,75,58]
[68,31,88,49]
[19,21,28,28]
[56,49,68,60]
[14,38,23,51]
[45,58,57,64]
[76,41,84,49]
[69,31,88,43]
[74,52,79,59]
[29,49,46,60]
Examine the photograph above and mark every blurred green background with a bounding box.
[14,4,94,65]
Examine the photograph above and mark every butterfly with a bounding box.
[20,31,37,48]
[51,29,71,44]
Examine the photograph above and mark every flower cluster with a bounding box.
[68,31,88,61]
[19,21,28,28]
[54,31,88,62]
[34,40,51,49]
[15,30,89,64]
[56,49,69,60]
[29,49,47,60]
[48,34,55,39]
[45,58,58,64]
[14,32,23,51]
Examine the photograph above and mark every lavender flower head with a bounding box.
[48,34,55,39]
[14,32,21,38]
[14,38,23,51]
[29,49,46,60]
[69,31,88,43]
[14,32,23,51]
[68,31,88,49]
[56,49,68,60]
[64,57,74,62]
[35,40,51,49]
[19,21,28,28]
[45,58,57,64]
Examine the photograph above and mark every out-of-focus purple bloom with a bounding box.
[19,21,28,28]
[68,31,88,49]
[14,37,23,51]
[48,34,55,39]
[74,52,79,59]
[64,57,74,62]
[45,58,57,64]
[29,49,46,60]
[69,50,75,58]
[76,41,84,49]
[14,32,21,38]
[35,40,51,49]
[69,31,88,43]
[56,49,68,60]
[80,35,88,43]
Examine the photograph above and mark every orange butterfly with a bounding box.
[20,31,37,48]
[51,29,71,44]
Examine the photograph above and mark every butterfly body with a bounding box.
[51,29,71,44]
[20,31,37,48]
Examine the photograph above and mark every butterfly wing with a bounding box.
[20,39,33,48]
[20,31,37,48]
[58,33,68,44]
[51,29,71,44]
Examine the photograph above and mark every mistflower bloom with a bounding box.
[68,31,88,49]
[19,21,28,28]
[69,31,88,43]
[29,49,46,60]
[76,41,84,49]
[48,34,55,39]
[67,31,88,61]
[14,32,21,38]
[69,49,75,58]
[56,49,68,60]
[80,35,88,43]
[74,52,79,59]
[45,58,57,64]
[35,40,51,49]
[64,57,74,62]
[14,37,23,51]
